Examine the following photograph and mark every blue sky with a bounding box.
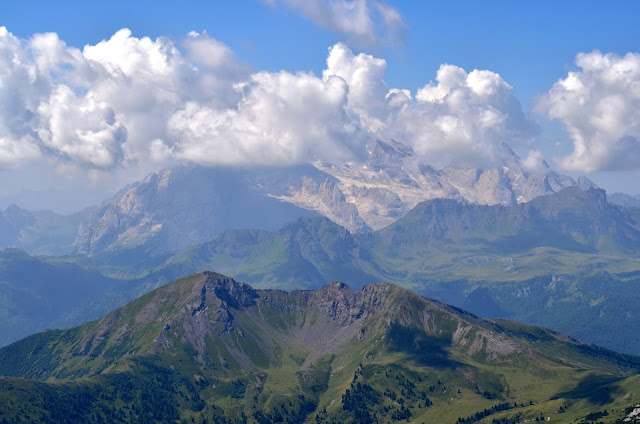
[6,0,639,105]
[1,0,640,211]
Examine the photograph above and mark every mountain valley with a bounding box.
[2,184,640,356]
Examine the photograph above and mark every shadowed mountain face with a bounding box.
[1,272,639,423]
[73,166,320,260]
[0,249,130,347]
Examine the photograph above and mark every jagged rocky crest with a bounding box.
[2,272,640,424]
[72,140,593,256]
[4,271,637,383]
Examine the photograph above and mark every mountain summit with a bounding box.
[74,140,587,257]
[1,272,639,423]
[313,140,578,229]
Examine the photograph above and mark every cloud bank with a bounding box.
[0,26,540,176]
[537,51,640,172]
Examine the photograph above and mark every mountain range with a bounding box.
[157,185,640,287]
[2,185,640,356]
[610,192,640,209]
[71,140,591,257]
[1,272,639,423]
[0,204,84,255]
[0,140,602,259]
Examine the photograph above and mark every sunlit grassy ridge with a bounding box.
[0,272,639,423]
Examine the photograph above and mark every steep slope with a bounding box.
[312,140,579,230]
[73,140,588,256]
[425,271,640,356]
[1,272,639,424]
[73,165,319,259]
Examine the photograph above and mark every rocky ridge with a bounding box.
[73,140,593,256]
[311,140,580,230]
[2,272,640,424]
[0,272,545,379]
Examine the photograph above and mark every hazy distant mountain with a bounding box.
[4,185,640,353]
[1,272,639,423]
[74,140,590,257]
[0,204,84,255]
[160,186,640,289]
[373,185,640,256]
[428,271,640,356]
[0,249,129,347]
[73,166,319,259]
[610,192,640,209]
[307,140,579,230]
[156,216,381,291]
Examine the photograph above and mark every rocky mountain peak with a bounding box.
[367,139,414,172]
[1,204,34,228]
[71,139,602,255]
[325,280,350,291]
[497,142,522,167]
[73,166,316,257]
[201,272,259,310]
[549,185,608,207]
[576,176,599,191]
[310,281,405,326]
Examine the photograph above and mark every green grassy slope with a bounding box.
[0,272,639,423]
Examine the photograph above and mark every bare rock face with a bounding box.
[274,176,369,232]
[310,140,580,231]
[151,274,524,366]
[73,140,588,255]
[73,167,318,257]
[308,281,394,326]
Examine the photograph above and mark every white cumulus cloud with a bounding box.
[264,0,407,47]
[0,27,45,166]
[323,42,389,130]
[0,27,250,171]
[37,85,126,168]
[537,51,640,172]
[0,26,539,179]
[167,70,366,165]
[385,64,538,166]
